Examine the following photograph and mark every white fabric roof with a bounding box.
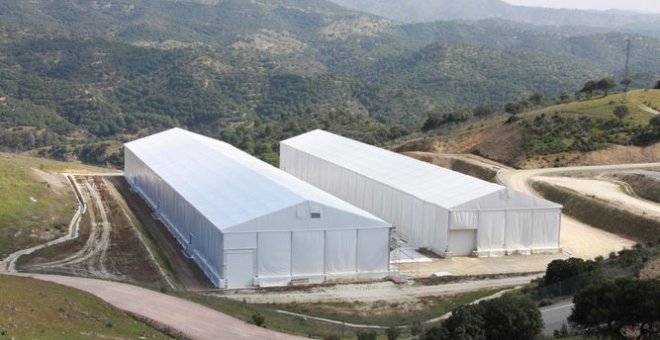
[282,130,530,209]
[125,128,383,230]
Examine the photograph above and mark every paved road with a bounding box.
[5,273,302,340]
[540,299,574,336]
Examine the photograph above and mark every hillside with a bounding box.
[327,0,660,35]
[1,0,660,166]
[0,275,169,339]
[398,90,660,168]
[0,153,108,259]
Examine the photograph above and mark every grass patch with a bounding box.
[172,288,500,339]
[274,289,501,327]
[0,154,73,258]
[532,181,660,242]
[0,275,169,339]
[0,152,111,258]
[526,90,658,124]
[174,291,349,339]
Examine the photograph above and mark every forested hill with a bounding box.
[327,0,660,35]
[0,0,659,166]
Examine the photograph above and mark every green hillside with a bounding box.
[0,0,659,166]
[0,153,107,259]
[0,275,169,339]
[403,90,660,168]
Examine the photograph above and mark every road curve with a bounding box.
[498,163,660,258]
[5,273,303,340]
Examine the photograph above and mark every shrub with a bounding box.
[251,313,265,327]
[386,326,401,340]
[356,330,378,340]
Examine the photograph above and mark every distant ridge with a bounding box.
[327,0,660,34]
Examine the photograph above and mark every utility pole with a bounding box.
[622,38,632,97]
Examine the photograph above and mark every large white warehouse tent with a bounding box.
[124,128,391,288]
[280,130,562,257]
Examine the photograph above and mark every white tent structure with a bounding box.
[280,130,562,257]
[124,128,391,288]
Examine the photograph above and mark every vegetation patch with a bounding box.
[0,275,169,339]
[532,181,660,242]
[0,153,78,258]
[273,289,500,327]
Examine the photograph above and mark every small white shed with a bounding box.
[280,130,562,257]
[124,128,391,288]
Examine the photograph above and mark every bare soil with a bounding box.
[18,177,167,287]
[108,177,213,290]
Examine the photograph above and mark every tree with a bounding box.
[356,330,378,340]
[423,294,542,340]
[570,278,660,338]
[528,92,545,106]
[385,326,401,340]
[473,103,497,118]
[596,77,616,96]
[654,80,660,89]
[613,105,630,120]
[650,115,660,127]
[580,80,597,99]
[505,102,524,115]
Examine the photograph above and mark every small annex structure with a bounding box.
[280,130,562,257]
[124,128,391,288]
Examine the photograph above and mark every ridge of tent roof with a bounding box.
[281,129,507,209]
[125,128,383,229]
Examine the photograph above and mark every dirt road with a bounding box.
[498,162,660,258]
[639,103,660,115]
[0,175,86,272]
[223,274,541,304]
[536,176,660,219]
[6,272,302,340]
[19,176,169,286]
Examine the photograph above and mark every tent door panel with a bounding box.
[225,250,255,288]
[448,230,476,256]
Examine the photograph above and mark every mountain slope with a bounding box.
[1,0,659,166]
[328,0,660,35]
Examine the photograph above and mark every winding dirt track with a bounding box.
[6,272,303,340]
[1,172,302,340]
[498,162,660,258]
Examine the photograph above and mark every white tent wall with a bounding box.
[281,143,449,253]
[451,189,561,256]
[280,130,562,258]
[125,128,392,289]
[124,148,224,286]
[223,227,391,288]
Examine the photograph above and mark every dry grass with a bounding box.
[0,275,169,339]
